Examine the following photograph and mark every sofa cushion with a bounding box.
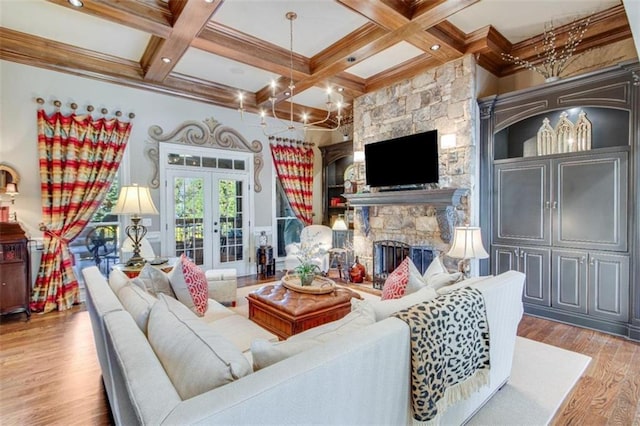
[381,257,411,300]
[168,254,209,316]
[116,282,157,333]
[368,285,438,322]
[206,314,279,353]
[148,294,252,400]
[136,264,176,298]
[251,297,375,370]
[422,256,463,290]
[109,267,130,294]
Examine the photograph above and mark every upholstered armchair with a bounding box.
[283,224,333,273]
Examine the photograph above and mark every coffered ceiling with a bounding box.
[0,0,636,127]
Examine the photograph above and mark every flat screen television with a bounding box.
[364,130,439,189]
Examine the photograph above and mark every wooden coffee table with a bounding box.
[247,283,362,340]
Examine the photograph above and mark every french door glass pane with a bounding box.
[174,177,204,265]
[219,179,243,262]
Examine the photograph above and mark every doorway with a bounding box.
[160,145,252,275]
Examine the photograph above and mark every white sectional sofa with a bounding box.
[83,265,525,425]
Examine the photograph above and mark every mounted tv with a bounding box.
[364,130,439,189]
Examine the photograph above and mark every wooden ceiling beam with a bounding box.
[195,23,310,81]
[45,0,173,38]
[142,0,223,82]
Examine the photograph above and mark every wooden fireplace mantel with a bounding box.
[344,188,467,208]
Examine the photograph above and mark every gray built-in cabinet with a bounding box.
[479,61,639,340]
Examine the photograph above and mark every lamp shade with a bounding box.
[446,226,489,260]
[332,216,348,231]
[5,182,18,195]
[112,185,159,216]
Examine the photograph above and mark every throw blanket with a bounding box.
[393,287,490,424]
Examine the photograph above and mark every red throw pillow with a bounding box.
[381,257,411,300]
[168,254,209,316]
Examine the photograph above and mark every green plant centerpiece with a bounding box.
[292,231,326,286]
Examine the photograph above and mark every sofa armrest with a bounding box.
[163,318,411,425]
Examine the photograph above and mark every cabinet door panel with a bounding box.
[493,161,550,246]
[520,247,551,307]
[0,262,27,312]
[552,250,588,314]
[588,252,629,322]
[491,245,518,275]
[553,151,627,251]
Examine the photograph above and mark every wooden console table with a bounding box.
[247,283,361,340]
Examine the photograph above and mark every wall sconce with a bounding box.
[441,133,458,162]
[5,183,19,204]
[446,226,489,277]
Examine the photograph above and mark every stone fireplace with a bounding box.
[350,55,478,276]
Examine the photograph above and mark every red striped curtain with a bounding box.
[31,108,132,313]
[270,141,314,226]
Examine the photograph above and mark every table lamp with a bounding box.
[112,184,159,267]
[446,226,489,277]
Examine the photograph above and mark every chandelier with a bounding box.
[237,11,343,137]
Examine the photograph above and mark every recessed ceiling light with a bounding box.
[68,0,83,7]
[161,57,172,64]
[430,44,441,51]
[204,0,215,3]
[337,87,344,93]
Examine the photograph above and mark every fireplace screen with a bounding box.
[372,240,437,290]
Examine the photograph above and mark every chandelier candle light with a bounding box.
[238,11,344,136]
[112,184,159,267]
[446,226,489,277]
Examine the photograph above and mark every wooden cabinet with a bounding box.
[0,222,31,318]
[479,63,639,340]
[492,245,551,307]
[551,249,629,322]
[494,150,628,251]
[320,141,353,228]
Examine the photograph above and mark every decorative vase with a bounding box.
[350,257,366,283]
[300,273,315,286]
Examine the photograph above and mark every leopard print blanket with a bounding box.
[393,287,490,423]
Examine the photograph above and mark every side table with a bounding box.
[256,245,275,279]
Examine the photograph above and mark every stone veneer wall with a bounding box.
[351,55,478,274]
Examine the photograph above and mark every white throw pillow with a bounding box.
[148,294,252,400]
[251,297,375,371]
[368,286,438,321]
[422,256,463,290]
[403,257,429,295]
[108,267,130,294]
[136,264,176,298]
[116,282,157,333]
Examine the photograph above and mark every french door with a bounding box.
[160,146,252,274]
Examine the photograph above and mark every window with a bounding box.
[275,179,303,257]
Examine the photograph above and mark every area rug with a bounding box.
[232,283,591,426]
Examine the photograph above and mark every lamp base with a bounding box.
[126,255,147,268]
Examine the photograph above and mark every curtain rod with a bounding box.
[268,135,314,147]
[35,97,135,119]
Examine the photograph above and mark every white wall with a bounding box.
[0,60,329,242]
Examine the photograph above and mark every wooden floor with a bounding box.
[1,275,638,425]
